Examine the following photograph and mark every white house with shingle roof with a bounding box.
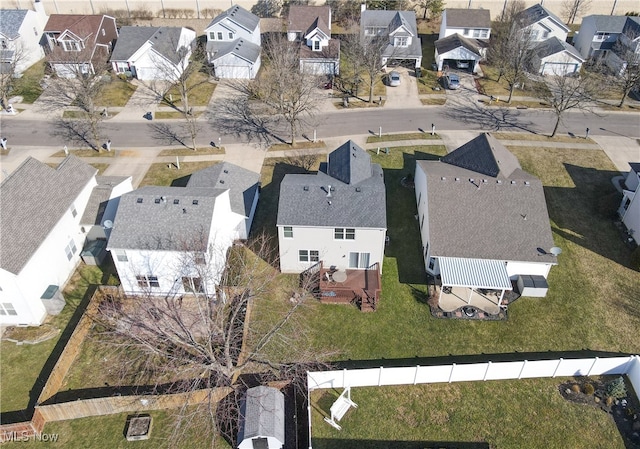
[0,1,48,75]
[110,26,195,80]
[415,134,558,303]
[205,5,261,79]
[287,5,339,76]
[0,156,98,325]
[107,162,259,297]
[277,141,387,274]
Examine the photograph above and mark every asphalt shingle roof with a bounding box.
[418,133,555,264]
[586,15,633,33]
[444,8,491,29]
[238,386,284,445]
[187,162,259,217]
[206,38,261,64]
[277,141,386,229]
[434,33,482,57]
[111,26,188,64]
[80,176,130,226]
[361,9,422,59]
[517,4,568,31]
[533,36,584,60]
[0,10,28,39]
[107,163,258,251]
[288,5,331,37]
[440,133,521,179]
[0,156,97,275]
[206,5,259,33]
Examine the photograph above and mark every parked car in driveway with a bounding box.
[456,60,470,69]
[443,74,460,90]
[388,71,401,87]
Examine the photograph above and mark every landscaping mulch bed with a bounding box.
[559,377,640,449]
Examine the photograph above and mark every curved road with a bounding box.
[3,106,640,148]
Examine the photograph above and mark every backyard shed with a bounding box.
[237,386,285,449]
[517,274,549,297]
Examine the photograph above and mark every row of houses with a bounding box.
[8,132,619,325]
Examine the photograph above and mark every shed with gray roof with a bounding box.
[237,386,285,449]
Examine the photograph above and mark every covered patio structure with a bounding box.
[437,257,512,315]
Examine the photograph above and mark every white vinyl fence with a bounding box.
[307,355,640,449]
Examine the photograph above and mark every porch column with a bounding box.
[467,287,473,305]
[499,289,505,306]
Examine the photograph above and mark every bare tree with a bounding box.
[342,27,392,104]
[0,44,29,110]
[94,232,334,446]
[562,0,591,25]
[228,35,322,146]
[325,0,362,26]
[608,32,640,107]
[41,49,110,150]
[146,39,209,151]
[534,72,598,137]
[414,0,445,21]
[488,7,535,103]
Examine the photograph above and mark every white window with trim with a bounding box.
[182,276,204,293]
[217,32,223,40]
[298,250,319,263]
[65,239,77,261]
[349,252,370,269]
[115,250,128,262]
[473,29,488,39]
[62,40,81,51]
[0,302,17,316]
[228,32,233,39]
[209,32,216,40]
[334,228,355,240]
[283,226,293,238]
[394,36,408,47]
[463,28,470,36]
[136,275,160,288]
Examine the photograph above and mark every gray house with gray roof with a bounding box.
[205,5,261,79]
[110,26,196,80]
[277,140,387,281]
[415,134,557,312]
[107,162,259,296]
[0,156,97,325]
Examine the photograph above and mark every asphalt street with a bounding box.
[2,105,639,149]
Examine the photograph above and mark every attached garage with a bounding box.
[207,39,261,80]
[300,59,339,76]
[434,34,482,73]
[531,37,584,76]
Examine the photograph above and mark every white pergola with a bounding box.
[438,257,512,306]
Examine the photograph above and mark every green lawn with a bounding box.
[158,147,225,156]
[477,64,548,99]
[95,78,137,107]
[367,132,441,143]
[161,72,216,108]
[311,378,624,448]
[12,59,45,103]
[0,265,105,413]
[1,410,229,449]
[492,132,596,144]
[138,161,218,187]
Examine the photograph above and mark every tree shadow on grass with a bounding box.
[312,440,490,449]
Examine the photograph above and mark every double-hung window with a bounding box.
[334,228,355,240]
[65,239,77,261]
[283,226,293,238]
[136,275,160,288]
[299,250,319,263]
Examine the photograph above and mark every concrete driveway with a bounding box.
[383,67,422,109]
[591,135,640,173]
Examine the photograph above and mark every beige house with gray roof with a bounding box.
[415,134,558,312]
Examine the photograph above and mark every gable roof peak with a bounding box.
[441,133,521,178]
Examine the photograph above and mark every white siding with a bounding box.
[0,177,97,325]
[11,10,47,74]
[212,53,260,79]
[523,20,568,44]
[506,260,553,280]
[536,52,582,75]
[621,190,640,245]
[277,225,386,274]
[205,17,260,46]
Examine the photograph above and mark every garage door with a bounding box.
[301,61,336,76]
[542,63,578,76]
[215,65,251,79]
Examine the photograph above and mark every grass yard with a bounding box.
[51,149,116,157]
[254,144,640,363]
[367,133,441,144]
[420,97,446,105]
[476,64,548,99]
[90,163,109,175]
[1,410,229,449]
[0,265,105,413]
[138,161,219,187]
[161,72,216,108]
[11,59,45,103]
[268,141,326,152]
[95,78,137,107]
[417,70,443,95]
[492,132,596,144]
[158,147,225,156]
[311,378,624,448]
[154,110,203,119]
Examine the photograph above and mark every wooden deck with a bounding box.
[315,263,382,312]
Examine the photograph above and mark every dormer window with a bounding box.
[62,40,81,51]
[394,36,408,47]
[313,40,320,51]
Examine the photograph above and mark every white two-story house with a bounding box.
[110,26,196,81]
[360,4,422,69]
[43,14,118,77]
[516,4,584,76]
[205,5,261,79]
[0,157,98,326]
[618,163,640,246]
[0,0,48,76]
[107,163,259,297]
[287,5,339,76]
[277,141,386,311]
[435,8,491,72]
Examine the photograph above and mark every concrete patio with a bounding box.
[437,285,504,316]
